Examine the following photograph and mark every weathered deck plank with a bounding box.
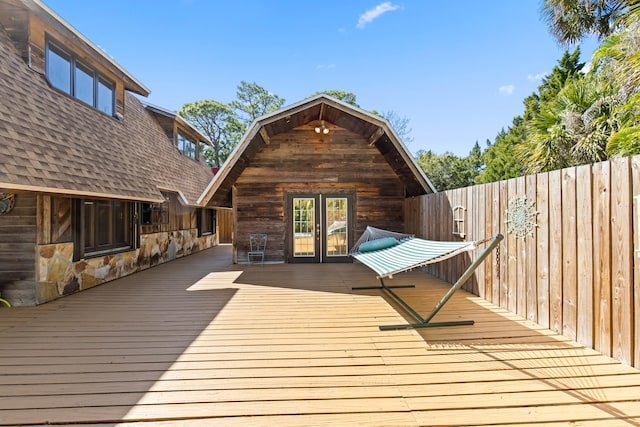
[1,245,639,426]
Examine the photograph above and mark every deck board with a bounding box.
[1,245,639,426]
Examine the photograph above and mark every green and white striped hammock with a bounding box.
[351,232,476,279]
[350,226,503,330]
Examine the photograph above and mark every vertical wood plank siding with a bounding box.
[404,155,640,368]
[216,209,233,244]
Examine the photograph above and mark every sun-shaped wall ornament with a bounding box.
[0,193,15,215]
[505,195,538,239]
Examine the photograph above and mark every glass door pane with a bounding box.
[293,197,316,257]
[325,197,348,257]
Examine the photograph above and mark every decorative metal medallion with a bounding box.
[504,195,538,239]
[0,193,15,215]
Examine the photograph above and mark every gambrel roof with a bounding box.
[199,95,436,208]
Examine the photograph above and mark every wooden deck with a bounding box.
[0,245,639,426]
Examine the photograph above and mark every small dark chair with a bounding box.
[248,233,267,265]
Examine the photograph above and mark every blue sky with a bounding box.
[44,0,598,157]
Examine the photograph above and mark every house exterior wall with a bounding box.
[233,123,406,263]
[0,192,218,306]
[0,1,221,307]
[0,193,37,306]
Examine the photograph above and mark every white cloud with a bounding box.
[527,73,545,82]
[357,2,400,29]
[316,64,336,70]
[499,85,515,95]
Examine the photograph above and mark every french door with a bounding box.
[288,193,353,263]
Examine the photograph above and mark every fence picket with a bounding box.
[592,161,612,356]
[611,157,633,365]
[526,174,538,323]
[517,177,527,317]
[536,172,550,328]
[491,181,501,306]
[549,170,563,334]
[632,156,640,368]
[562,167,578,341]
[576,164,594,347]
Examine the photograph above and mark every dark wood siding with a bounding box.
[141,192,196,235]
[0,192,36,305]
[234,123,405,262]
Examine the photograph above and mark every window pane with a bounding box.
[75,64,94,106]
[80,199,132,257]
[326,198,347,256]
[293,198,315,257]
[96,200,111,247]
[113,200,127,244]
[47,46,71,94]
[177,132,197,160]
[83,201,95,251]
[201,209,215,234]
[97,79,114,115]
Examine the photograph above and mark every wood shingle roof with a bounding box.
[0,24,212,204]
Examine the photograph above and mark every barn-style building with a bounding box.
[200,95,435,264]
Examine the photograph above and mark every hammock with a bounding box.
[351,227,477,279]
[351,226,503,330]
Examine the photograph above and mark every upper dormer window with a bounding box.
[45,37,115,117]
[177,131,198,160]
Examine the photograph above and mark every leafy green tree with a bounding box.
[230,81,285,131]
[313,90,359,107]
[538,49,586,104]
[541,0,627,44]
[415,143,484,191]
[467,141,484,179]
[179,100,242,167]
[478,119,526,184]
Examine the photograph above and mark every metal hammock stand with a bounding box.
[350,227,503,331]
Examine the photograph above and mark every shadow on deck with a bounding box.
[0,245,639,426]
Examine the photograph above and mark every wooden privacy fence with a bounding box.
[405,155,640,368]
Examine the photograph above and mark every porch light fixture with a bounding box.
[314,120,330,134]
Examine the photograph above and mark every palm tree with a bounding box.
[541,0,628,45]
[592,3,640,156]
[519,73,619,173]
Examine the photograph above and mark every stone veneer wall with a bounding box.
[36,229,216,304]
